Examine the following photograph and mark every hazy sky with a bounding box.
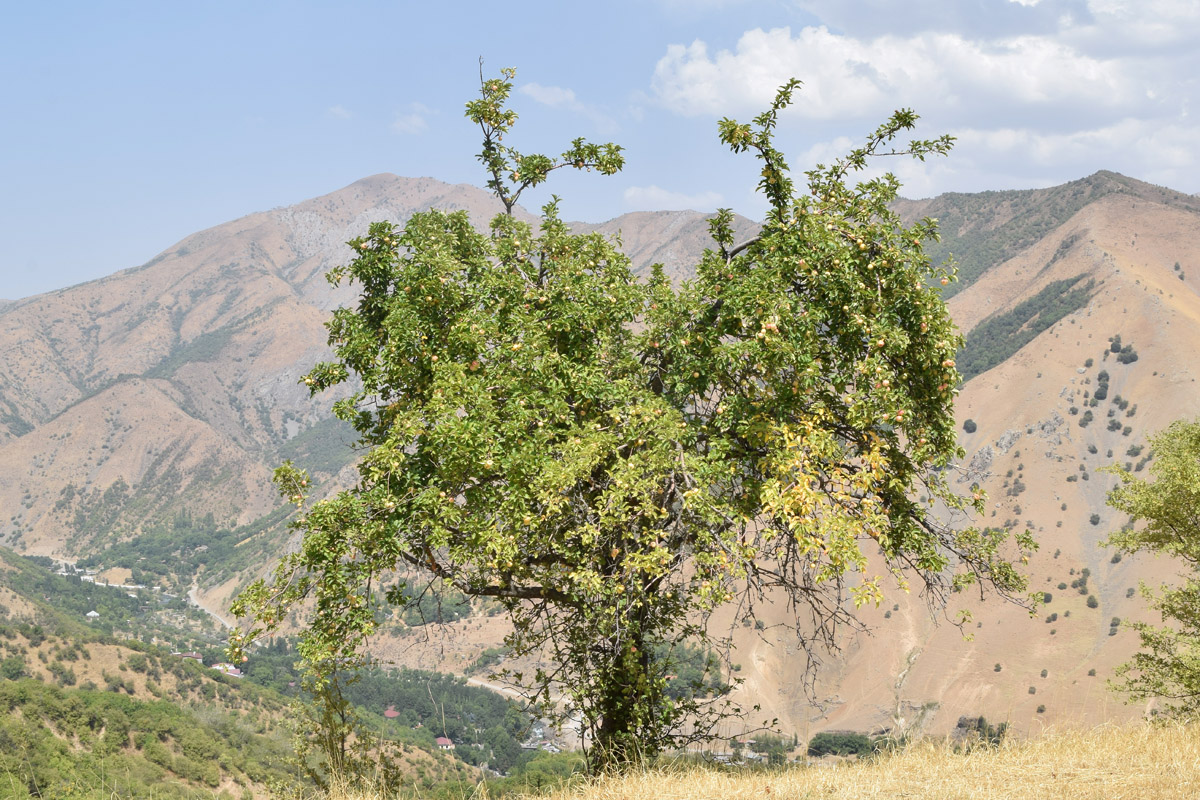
[2,0,1197,299]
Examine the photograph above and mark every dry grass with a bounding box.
[327,724,1200,800]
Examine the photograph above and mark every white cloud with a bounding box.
[326,105,352,120]
[391,103,431,135]
[521,83,579,107]
[955,118,1199,173]
[651,26,1144,122]
[643,6,1200,199]
[519,83,619,135]
[623,185,724,211]
[1071,0,1200,50]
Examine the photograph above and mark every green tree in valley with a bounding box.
[231,69,1034,771]
[1104,419,1200,714]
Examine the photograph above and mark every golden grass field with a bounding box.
[327,723,1200,800]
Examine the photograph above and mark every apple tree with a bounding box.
[231,69,1034,772]
[1105,419,1200,714]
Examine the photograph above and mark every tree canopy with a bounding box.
[1105,419,1200,714]
[231,68,1033,772]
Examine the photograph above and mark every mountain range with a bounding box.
[2,168,1198,741]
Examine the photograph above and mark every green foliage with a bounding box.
[952,715,1007,749]
[233,70,1032,773]
[75,504,294,594]
[1087,595,1099,609]
[1116,345,1139,364]
[391,580,474,626]
[1104,419,1200,715]
[956,277,1094,382]
[0,677,296,797]
[807,731,873,757]
[749,733,795,765]
[962,418,977,434]
[277,415,360,476]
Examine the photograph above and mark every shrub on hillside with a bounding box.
[807,731,874,757]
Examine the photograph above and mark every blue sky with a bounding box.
[2,0,1197,299]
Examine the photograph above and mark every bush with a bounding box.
[1090,514,1101,525]
[1040,669,1048,678]
[1088,668,1097,676]
[953,716,1008,747]
[1042,592,1052,603]
[994,663,1002,672]
[807,731,874,757]
[1028,686,1036,694]
[1087,595,1099,609]
[963,419,977,434]
[1037,704,1046,713]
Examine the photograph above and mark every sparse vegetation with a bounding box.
[1105,420,1200,715]
[957,276,1095,381]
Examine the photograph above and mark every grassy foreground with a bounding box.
[328,724,1200,800]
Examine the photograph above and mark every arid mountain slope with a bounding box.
[2,170,1197,744]
[760,175,1200,739]
[0,175,754,564]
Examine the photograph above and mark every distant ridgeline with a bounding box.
[958,276,1096,383]
[919,170,1200,300]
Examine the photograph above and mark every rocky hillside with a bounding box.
[776,172,1200,738]
[2,169,1198,742]
[0,175,754,606]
